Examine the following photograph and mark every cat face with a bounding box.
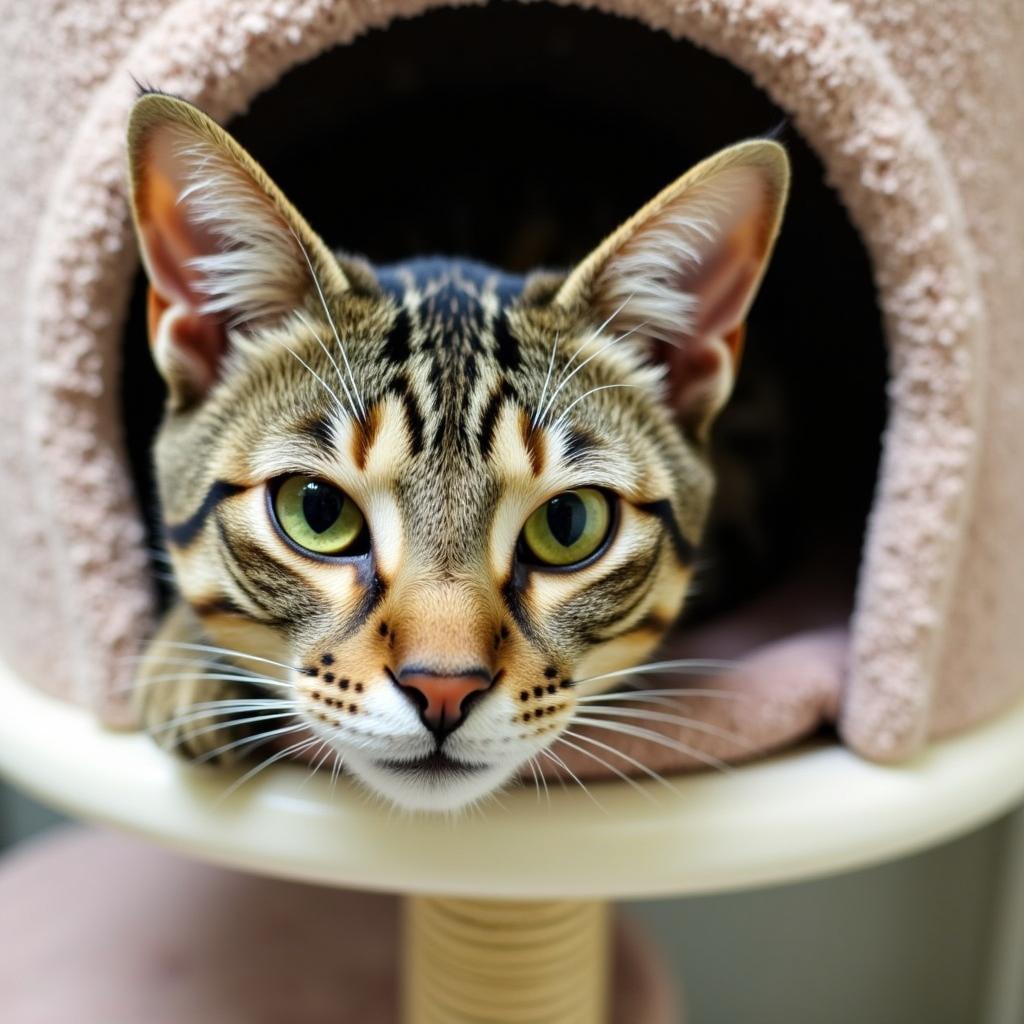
[128,94,788,811]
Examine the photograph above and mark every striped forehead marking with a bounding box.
[374,259,528,458]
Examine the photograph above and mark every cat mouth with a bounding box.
[376,751,487,777]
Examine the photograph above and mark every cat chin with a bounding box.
[342,750,522,814]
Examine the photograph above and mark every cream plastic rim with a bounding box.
[2,660,1023,899]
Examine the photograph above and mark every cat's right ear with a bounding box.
[127,93,346,405]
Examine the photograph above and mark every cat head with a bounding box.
[127,93,788,811]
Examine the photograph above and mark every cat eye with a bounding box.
[272,475,367,557]
[519,488,614,568]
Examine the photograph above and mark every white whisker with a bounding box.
[534,293,633,429]
[291,230,366,420]
[567,718,732,774]
[149,698,294,733]
[329,748,345,789]
[532,331,560,429]
[195,721,308,765]
[298,739,335,791]
[524,755,543,803]
[550,384,641,433]
[539,319,649,428]
[121,654,282,681]
[539,748,607,813]
[281,341,349,421]
[529,755,551,807]
[293,309,359,422]
[166,697,291,713]
[218,736,320,801]
[126,672,293,693]
[575,706,751,749]
[577,688,747,704]
[574,658,738,689]
[561,293,634,379]
[152,642,298,676]
[554,733,658,802]
[563,728,680,795]
[172,710,298,746]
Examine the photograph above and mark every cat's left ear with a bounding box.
[127,93,347,404]
[555,140,789,439]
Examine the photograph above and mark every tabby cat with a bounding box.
[128,92,788,812]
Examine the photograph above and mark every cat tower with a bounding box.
[1,0,1023,1021]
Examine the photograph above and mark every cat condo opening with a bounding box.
[2,0,1019,778]
[120,7,888,775]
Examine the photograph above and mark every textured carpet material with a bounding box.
[0,0,1020,771]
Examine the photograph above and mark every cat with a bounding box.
[128,91,789,812]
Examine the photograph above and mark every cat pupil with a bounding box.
[546,494,587,548]
[302,482,342,535]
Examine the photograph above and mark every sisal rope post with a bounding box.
[403,895,611,1023]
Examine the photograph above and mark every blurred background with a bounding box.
[2,782,1016,1024]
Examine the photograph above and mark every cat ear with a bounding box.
[127,93,346,403]
[555,140,789,438]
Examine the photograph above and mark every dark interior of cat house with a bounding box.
[121,3,887,698]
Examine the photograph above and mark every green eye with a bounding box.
[273,475,365,556]
[521,488,613,567]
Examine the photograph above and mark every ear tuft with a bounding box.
[557,141,789,437]
[164,126,308,325]
[127,94,344,403]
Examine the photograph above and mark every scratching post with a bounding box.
[404,897,610,1023]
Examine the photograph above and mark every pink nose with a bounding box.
[396,670,492,737]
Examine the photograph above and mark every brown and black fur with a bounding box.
[128,93,788,811]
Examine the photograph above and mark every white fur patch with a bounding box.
[596,166,761,347]
[170,129,308,326]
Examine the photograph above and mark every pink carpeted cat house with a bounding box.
[0,0,1021,775]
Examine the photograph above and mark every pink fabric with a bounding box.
[0,0,1020,771]
[552,569,848,778]
[554,627,845,780]
[0,827,681,1023]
